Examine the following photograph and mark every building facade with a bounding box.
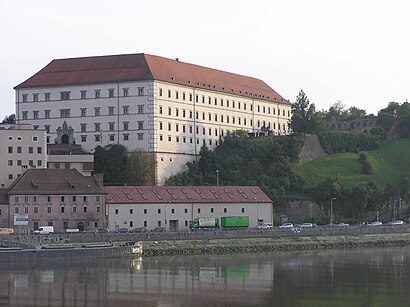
[103,185,273,232]
[6,169,106,231]
[0,124,47,188]
[15,54,291,183]
[47,143,94,176]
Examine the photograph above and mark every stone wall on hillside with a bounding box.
[299,134,327,163]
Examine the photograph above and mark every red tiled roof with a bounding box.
[102,186,272,204]
[15,53,288,104]
[7,169,105,195]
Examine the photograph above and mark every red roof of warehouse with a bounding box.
[102,186,272,204]
[15,53,288,104]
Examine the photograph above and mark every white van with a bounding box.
[34,226,54,235]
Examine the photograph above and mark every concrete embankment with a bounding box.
[139,233,410,256]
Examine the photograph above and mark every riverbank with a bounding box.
[139,233,410,256]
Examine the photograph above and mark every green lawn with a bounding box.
[297,139,410,189]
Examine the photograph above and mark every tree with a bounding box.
[1,114,15,124]
[289,90,323,133]
[347,106,367,120]
[94,144,128,185]
[126,150,156,185]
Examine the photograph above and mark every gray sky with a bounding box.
[1,0,409,121]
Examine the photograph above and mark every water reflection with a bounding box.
[1,247,410,306]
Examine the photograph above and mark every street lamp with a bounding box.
[330,197,336,225]
[216,170,219,186]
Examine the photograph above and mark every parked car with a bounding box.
[116,228,129,233]
[130,227,148,233]
[300,223,313,229]
[368,221,383,227]
[388,220,405,226]
[278,223,294,229]
[335,223,349,228]
[84,228,98,234]
[98,228,110,234]
[258,223,273,230]
[151,227,166,233]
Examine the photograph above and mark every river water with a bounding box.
[1,247,410,306]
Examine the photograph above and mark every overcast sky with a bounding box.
[1,0,409,121]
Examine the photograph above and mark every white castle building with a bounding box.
[15,54,291,184]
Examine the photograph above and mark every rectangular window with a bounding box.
[60,92,70,100]
[45,93,50,101]
[123,122,129,131]
[61,206,65,214]
[81,135,87,142]
[109,122,115,131]
[34,207,38,214]
[224,208,227,213]
[81,108,86,117]
[138,121,143,130]
[47,207,52,214]
[137,133,143,140]
[144,209,147,214]
[81,90,87,99]
[130,209,133,214]
[159,88,162,96]
[8,174,13,180]
[95,90,101,99]
[123,134,129,141]
[198,208,201,213]
[17,147,22,153]
[108,106,114,116]
[109,134,115,141]
[44,110,50,119]
[83,207,87,213]
[94,107,101,116]
[24,207,29,214]
[37,147,42,154]
[37,160,42,167]
[168,89,171,98]
[138,105,144,114]
[94,123,100,132]
[242,208,245,213]
[22,111,28,120]
[158,209,161,214]
[123,88,129,97]
[108,89,114,98]
[22,94,28,102]
[60,109,70,118]
[28,147,33,154]
[33,110,39,119]
[123,106,129,115]
[81,123,87,132]
[8,160,12,166]
[138,87,144,96]
[95,135,101,142]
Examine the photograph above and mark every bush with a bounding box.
[317,132,380,154]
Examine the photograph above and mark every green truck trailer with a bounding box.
[220,216,249,229]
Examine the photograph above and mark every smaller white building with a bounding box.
[103,186,273,232]
[0,124,47,188]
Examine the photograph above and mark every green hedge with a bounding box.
[317,132,381,154]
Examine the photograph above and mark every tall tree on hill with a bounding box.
[289,90,323,133]
[94,144,128,185]
[126,149,156,185]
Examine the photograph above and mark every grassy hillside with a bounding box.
[297,138,410,189]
